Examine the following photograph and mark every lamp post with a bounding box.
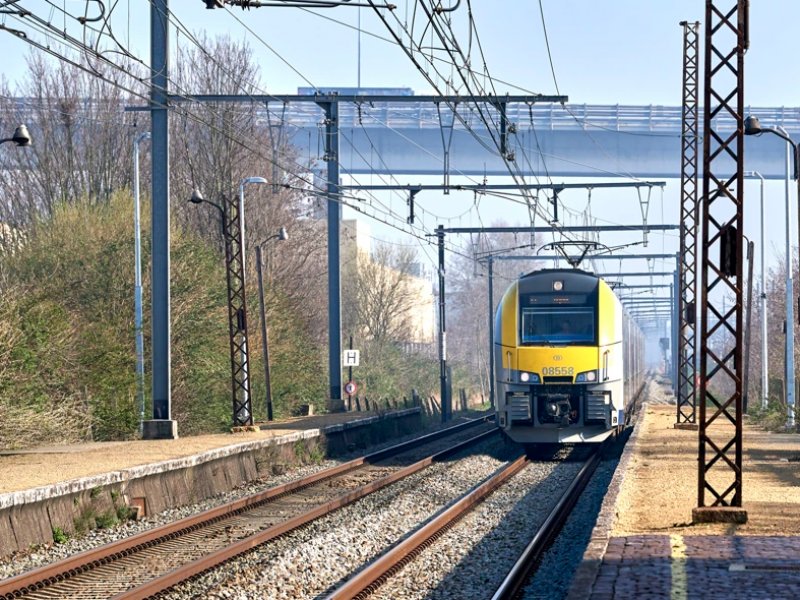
[238,177,268,420]
[0,124,31,147]
[133,131,151,435]
[256,227,288,421]
[189,189,238,418]
[745,115,799,428]
[744,171,769,411]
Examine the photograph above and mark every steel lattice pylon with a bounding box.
[223,194,254,427]
[677,21,700,426]
[695,0,747,521]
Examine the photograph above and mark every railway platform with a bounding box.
[568,386,800,599]
[0,407,425,555]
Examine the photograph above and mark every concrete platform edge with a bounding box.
[0,408,422,555]
[565,397,651,600]
[0,408,420,511]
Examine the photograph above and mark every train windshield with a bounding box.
[520,307,595,345]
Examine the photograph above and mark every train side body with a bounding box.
[495,269,645,444]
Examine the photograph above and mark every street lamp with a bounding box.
[133,131,151,435]
[744,171,769,411]
[0,124,32,147]
[189,189,226,236]
[0,124,31,252]
[256,226,288,421]
[745,115,799,428]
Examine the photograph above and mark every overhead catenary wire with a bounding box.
[1,1,673,269]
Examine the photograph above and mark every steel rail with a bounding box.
[0,415,494,599]
[116,428,499,600]
[324,454,530,600]
[491,448,603,600]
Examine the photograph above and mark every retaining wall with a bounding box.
[0,408,420,556]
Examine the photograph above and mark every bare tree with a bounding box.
[447,228,543,394]
[0,53,143,226]
[346,243,423,344]
[169,33,330,341]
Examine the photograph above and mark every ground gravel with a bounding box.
[162,437,515,600]
[0,461,340,581]
[522,445,624,600]
[369,449,583,600]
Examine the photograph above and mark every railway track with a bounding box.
[0,416,496,600]
[491,448,602,600]
[324,446,602,600]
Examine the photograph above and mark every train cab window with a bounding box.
[521,307,595,345]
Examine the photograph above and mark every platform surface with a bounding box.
[0,411,387,495]
[572,389,800,599]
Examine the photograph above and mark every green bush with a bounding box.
[52,527,69,544]
[0,193,456,448]
[0,194,231,444]
[750,399,797,431]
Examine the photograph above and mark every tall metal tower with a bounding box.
[223,194,254,427]
[694,0,748,522]
[676,20,700,429]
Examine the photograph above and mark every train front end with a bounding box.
[494,269,625,444]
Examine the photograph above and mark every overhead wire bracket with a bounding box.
[407,186,420,224]
[265,101,287,193]
[637,185,653,246]
[491,96,516,161]
[435,101,458,194]
[537,240,606,268]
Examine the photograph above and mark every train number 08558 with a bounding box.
[542,366,574,376]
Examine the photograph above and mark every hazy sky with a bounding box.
[0,1,797,278]
[2,2,797,104]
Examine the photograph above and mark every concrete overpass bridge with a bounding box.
[259,101,800,179]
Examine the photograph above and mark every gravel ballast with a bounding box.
[0,415,493,582]
[369,449,584,600]
[163,437,515,599]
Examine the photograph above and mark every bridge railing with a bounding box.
[9,97,800,134]
[250,102,800,134]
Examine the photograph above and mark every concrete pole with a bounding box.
[777,128,796,428]
[133,131,150,435]
[672,266,677,393]
[745,172,769,410]
[145,0,175,439]
[759,174,769,410]
[256,245,274,421]
[437,225,448,422]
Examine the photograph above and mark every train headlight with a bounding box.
[520,372,530,382]
[552,280,564,291]
[517,371,540,384]
[575,370,598,383]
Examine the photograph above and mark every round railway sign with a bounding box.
[344,381,357,396]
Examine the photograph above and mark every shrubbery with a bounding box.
[0,194,329,447]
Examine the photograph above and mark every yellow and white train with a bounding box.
[495,268,645,444]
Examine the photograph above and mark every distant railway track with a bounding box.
[0,416,496,600]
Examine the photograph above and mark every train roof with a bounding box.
[517,268,601,295]
[519,267,595,278]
